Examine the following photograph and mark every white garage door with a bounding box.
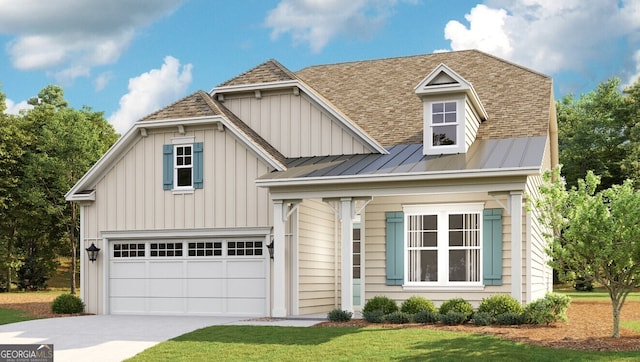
[108,239,268,317]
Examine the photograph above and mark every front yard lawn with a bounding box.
[0,308,36,325]
[126,325,640,362]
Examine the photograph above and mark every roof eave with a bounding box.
[256,166,541,188]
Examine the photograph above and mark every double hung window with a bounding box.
[404,204,483,286]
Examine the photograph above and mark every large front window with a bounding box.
[404,204,482,286]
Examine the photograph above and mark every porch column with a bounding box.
[510,191,523,303]
[340,198,354,312]
[272,200,287,317]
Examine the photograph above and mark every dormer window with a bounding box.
[431,101,458,146]
[415,64,488,156]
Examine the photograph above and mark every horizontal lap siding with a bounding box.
[364,193,512,307]
[224,91,371,158]
[297,199,338,314]
[526,175,553,302]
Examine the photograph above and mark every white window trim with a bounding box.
[402,203,484,288]
[423,95,466,155]
[173,144,194,191]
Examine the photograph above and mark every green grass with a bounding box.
[126,326,640,362]
[0,308,36,325]
[556,288,640,302]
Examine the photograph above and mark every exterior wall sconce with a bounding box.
[86,243,101,263]
[267,240,274,259]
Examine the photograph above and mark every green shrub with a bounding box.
[414,310,441,324]
[438,298,474,321]
[363,309,385,323]
[524,293,571,325]
[472,311,493,326]
[400,296,436,314]
[477,294,523,319]
[51,294,85,314]
[363,295,398,314]
[327,309,352,322]
[441,311,466,325]
[495,312,525,325]
[544,292,571,322]
[384,311,412,324]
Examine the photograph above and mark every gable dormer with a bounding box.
[414,64,488,155]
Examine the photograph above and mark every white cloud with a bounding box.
[0,0,183,81]
[108,56,193,134]
[625,49,640,88]
[444,1,640,75]
[265,0,406,53]
[4,98,33,115]
[94,72,114,92]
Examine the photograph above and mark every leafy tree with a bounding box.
[537,169,640,337]
[1,84,117,293]
[0,85,30,290]
[556,78,628,189]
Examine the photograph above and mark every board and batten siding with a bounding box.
[526,174,553,302]
[84,126,273,234]
[80,125,274,314]
[363,193,513,307]
[222,90,374,158]
[296,199,339,315]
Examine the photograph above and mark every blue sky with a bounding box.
[1,0,639,134]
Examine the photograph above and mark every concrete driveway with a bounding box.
[0,315,319,361]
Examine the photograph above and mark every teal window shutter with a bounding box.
[193,142,203,189]
[162,144,173,190]
[483,209,503,286]
[385,211,404,286]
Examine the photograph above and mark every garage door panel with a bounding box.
[110,298,145,314]
[187,298,224,314]
[187,279,224,297]
[110,279,145,297]
[226,260,266,278]
[148,279,183,297]
[186,261,223,278]
[110,262,145,278]
[148,298,184,314]
[227,279,266,298]
[109,240,267,317]
[148,261,184,278]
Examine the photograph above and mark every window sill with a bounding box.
[172,188,195,195]
[402,284,485,292]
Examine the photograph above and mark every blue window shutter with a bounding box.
[483,209,503,286]
[162,144,173,190]
[193,142,203,189]
[385,211,404,286]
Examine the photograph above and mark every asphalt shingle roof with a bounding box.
[294,50,552,146]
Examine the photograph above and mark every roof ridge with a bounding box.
[217,59,298,87]
[140,91,219,122]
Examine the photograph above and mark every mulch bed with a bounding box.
[2,293,639,351]
[316,301,640,352]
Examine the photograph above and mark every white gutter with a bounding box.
[256,166,541,188]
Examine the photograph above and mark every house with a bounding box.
[66,50,557,317]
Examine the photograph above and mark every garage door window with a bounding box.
[228,241,263,256]
[113,243,145,258]
[188,242,222,256]
[150,242,183,257]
